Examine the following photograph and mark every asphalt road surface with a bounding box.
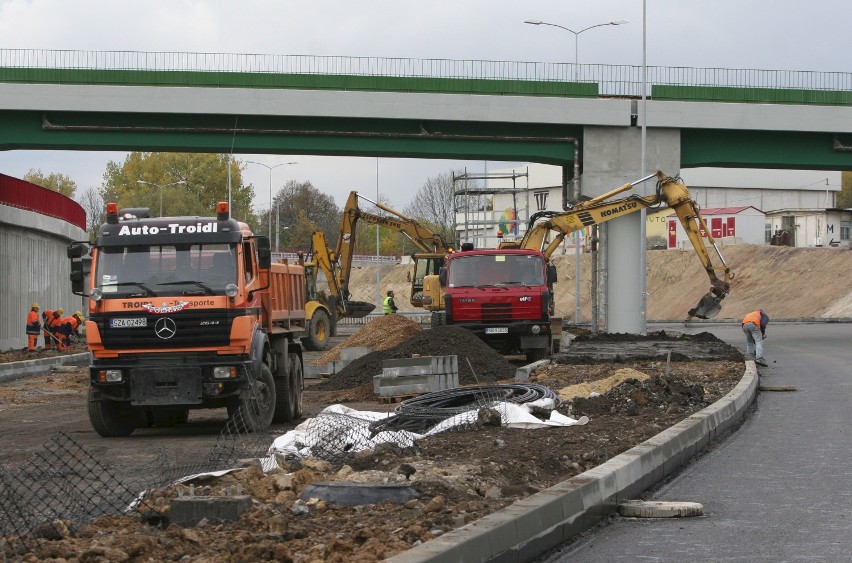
[540,321,852,562]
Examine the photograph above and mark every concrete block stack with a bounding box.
[373,355,459,397]
[327,347,373,375]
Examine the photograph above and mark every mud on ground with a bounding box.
[1,329,745,562]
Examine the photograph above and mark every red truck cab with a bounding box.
[438,247,559,362]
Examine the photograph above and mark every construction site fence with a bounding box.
[339,312,431,326]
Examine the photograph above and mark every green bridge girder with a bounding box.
[3,109,851,171]
[0,110,583,166]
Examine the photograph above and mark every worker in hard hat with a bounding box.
[42,308,55,349]
[50,308,66,351]
[25,303,41,351]
[60,311,84,349]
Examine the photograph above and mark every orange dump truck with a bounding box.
[68,202,305,437]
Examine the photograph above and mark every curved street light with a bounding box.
[244,160,297,252]
[135,180,187,217]
[524,19,628,81]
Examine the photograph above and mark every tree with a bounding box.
[101,152,255,225]
[838,171,852,208]
[24,169,77,198]
[272,181,340,251]
[76,186,105,241]
[404,170,482,246]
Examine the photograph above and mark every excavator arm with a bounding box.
[307,191,454,318]
[514,171,734,320]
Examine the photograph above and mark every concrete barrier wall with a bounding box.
[0,205,87,351]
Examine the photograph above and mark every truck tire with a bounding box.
[233,363,276,432]
[288,352,303,420]
[431,311,446,329]
[303,309,330,351]
[274,352,304,422]
[88,389,136,437]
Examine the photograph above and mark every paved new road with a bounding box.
[541,322,852,562]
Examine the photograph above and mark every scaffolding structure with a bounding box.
[452,168,530,249]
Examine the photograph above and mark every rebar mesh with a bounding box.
[283,411,418,465]
[0,405,274,560]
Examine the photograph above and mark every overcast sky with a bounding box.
[0,0,848,211]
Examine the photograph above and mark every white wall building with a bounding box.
[454,164,847,250]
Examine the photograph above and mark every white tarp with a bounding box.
[267,403,589,460]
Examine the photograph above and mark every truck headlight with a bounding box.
[97,369,123,383]
[531,324,541,335]
[213,366,238,379]
[225,284,238,298]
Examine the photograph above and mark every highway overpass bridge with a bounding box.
[1,49,850,332]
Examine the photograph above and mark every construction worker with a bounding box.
[382,290,398,315]
[25,303,41,351]
[742,309,769,366]
[42,309,55,349]
[49,308,66,351]
[60,311,84,349]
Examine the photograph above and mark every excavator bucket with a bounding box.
[344,301,376,318]
[688,293,722,320]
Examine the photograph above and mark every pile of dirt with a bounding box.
[312,325,517,400]
[313,314,422,365]
[349,244,852,321]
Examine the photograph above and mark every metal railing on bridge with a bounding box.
[1,48,849,105]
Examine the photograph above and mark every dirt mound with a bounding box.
[313,315,422,365]
[356,244,852,321]
[314,326,517,396]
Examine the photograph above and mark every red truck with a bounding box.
[429,244,560,362]
[68,202,305,437]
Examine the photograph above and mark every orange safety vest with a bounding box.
[63,316,80,332]
[742,310,763,330]
[26,310,40,334]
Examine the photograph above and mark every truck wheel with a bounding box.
[234,363,276,432]
[273,353,304,423]
[88,389,136,437]
[431,311,446,329]
[303,309,331,351]
[288,353,303,420]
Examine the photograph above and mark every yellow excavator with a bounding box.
[301,191,455,349]
[497,171,734,321]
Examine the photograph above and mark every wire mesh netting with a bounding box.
[0,405,272,560]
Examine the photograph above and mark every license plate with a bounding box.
[485,327,509,334]
[110,317,147,328]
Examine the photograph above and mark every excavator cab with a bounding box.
[411,253,445,308]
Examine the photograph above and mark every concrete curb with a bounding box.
[388,362,759,563]
[0,352,89,384]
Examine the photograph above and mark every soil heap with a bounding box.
[313,314,422,365]
[313,325,517,400]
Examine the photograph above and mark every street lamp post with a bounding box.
[135,180,187,217]
[524,18,628,81]
[244,160,297,251]
[525,16,627,325]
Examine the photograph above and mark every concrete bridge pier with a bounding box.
[581,127,680,334]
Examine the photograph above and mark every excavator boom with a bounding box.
[515,172,734,321]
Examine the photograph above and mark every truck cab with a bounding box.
[69,202,305,437]
[434,247,559,362]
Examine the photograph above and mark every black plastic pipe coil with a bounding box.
[368,382,560,435]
